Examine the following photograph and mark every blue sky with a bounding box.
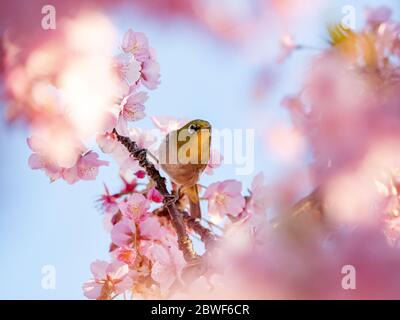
[0,0,398,299]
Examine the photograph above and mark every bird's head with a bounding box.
[171,119,211,165]
[179,119,211,135]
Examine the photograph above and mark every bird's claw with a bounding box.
[163,193,179,207]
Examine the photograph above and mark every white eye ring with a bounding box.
[188,124,197,134]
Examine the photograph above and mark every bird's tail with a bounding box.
[185,184,201,219]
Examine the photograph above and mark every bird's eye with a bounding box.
[188,124,197,134]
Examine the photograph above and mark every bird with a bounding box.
[158,119,211,219]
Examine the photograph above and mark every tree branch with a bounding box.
[182,211,218,250]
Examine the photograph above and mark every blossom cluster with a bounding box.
[3,13,160,184]
[82,159,269,299]
[280,6,400,239]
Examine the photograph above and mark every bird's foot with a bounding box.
[163,193,180,207]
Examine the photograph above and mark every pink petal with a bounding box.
[147,187,163,203]
[107,261,130,280]
[204,182,220,198]
[208,200,221,217]
[28,153,44,169]
[114,275,133,294]
[100,110,118,134]
[141,59,160,90]
[151,261,175,293]
[96,133,118,154]
[121,29,135,52]
[365,6,392,25]
[140,216,162,240]
[251,172,265,192]
[62,165,79,184]
[127,91,148,105]
[221,180,242,196]
[82,280,103,299]
[77,152,108,181]
[90,260,109,279]
[225,196,246,216]
[111,218,136,247]
[114,246,136,265]
[149,244,170,265]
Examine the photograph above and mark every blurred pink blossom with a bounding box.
[28,153,63,182]
[246,172,270,216]
[28,137,108,184]
[365,6,392,27]
[276,34,299,64]
[148,243,186,294]
[204,180,246,218]
[62,152,109,184]
[151,116,188,135]
[27,121,86,169]
[204,149,223,175]
[121,29,150,62]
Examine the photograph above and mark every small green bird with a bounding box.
[158,119,211,219]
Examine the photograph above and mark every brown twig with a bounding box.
[153,206,218,249]
[113,128,198,262]
[182,212,218,250]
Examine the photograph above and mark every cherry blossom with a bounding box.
[113,52,141,88]
[118,193,151,220]
[151,116,188,135]
[148,243,186,294]
[204,180,246,218]
[146,187,163,203]
[99,184,119,215]
[140,58,161,90]
[129,128,157,150]
[96,131,119,154]
[62,152,109,184]
[246,172,270,216]
[113,246,137,265]
[116,29,160,91]
[139,216,163,240]
[120,91,148,122]
[27,122,86,169]
[111,217,136,247]
[82,260,132,300]
[365,6,392,27]
[121,29,150,62]
[29,139,108,185]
